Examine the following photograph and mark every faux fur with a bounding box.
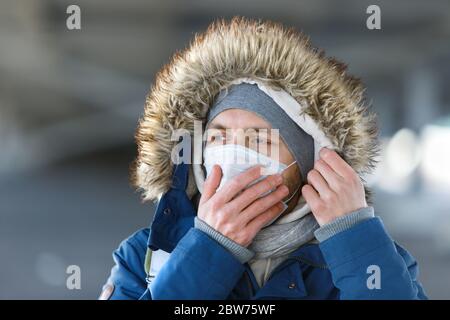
[131,16,380,204]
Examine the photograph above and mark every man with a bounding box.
[100,17,427,300]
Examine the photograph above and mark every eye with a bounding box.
[253,136,270,145]
[261,137,269,144]
[206,131,225,145]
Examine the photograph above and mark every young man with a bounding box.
[99,17,427,300]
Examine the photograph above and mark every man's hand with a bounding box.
[302,148,367,226]
[198,165,289,247]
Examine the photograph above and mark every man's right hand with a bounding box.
[197,165,289,247]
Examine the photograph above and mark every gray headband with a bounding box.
[206,83,314,183]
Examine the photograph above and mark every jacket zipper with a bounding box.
[244,270,255,298]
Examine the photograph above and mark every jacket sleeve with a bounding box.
[317,217,427,299]
[147,227,246,300]
[100,229,149,300]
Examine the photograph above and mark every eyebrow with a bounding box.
[206,123,225,130]
[207,123,272,131]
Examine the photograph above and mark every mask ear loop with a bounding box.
[282,160,297,173]
[280,160,302,206]
[261,161,302,228]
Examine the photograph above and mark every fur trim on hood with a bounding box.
[131,16,380,203]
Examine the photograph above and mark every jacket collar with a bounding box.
[240,246,328,299]
[147,163,196,252]
[249,261,308,299]
[287,243,328,268]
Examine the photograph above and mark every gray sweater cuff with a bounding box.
[314,206,375,242]
[194,216,255,264]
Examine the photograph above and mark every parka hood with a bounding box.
[131,16,379,203]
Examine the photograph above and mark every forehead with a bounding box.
[207,109,272,130]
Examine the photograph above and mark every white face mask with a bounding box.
[203,144,300,227]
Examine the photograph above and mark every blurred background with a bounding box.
[0,0,449,299]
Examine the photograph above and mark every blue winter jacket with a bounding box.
[102,163,427,300]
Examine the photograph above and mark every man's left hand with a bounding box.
[302,147,368,226]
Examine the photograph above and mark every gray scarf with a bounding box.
[246,200,319,288]
[248,211,319,260]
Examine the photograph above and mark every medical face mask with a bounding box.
[203,144,301,226]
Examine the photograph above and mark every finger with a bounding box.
[238,184,289,223]
[246,202,285,236]
[199,165,222,205]
[227,174,283,212]
[214,165,262,204]
[314,159,342,191]
[306,169,331,196]
[319,148,354,179]
[301,184,321,208]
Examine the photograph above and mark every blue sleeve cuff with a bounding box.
[314,206,375,242]
[194,216,255,264]
[318,216,392,268]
